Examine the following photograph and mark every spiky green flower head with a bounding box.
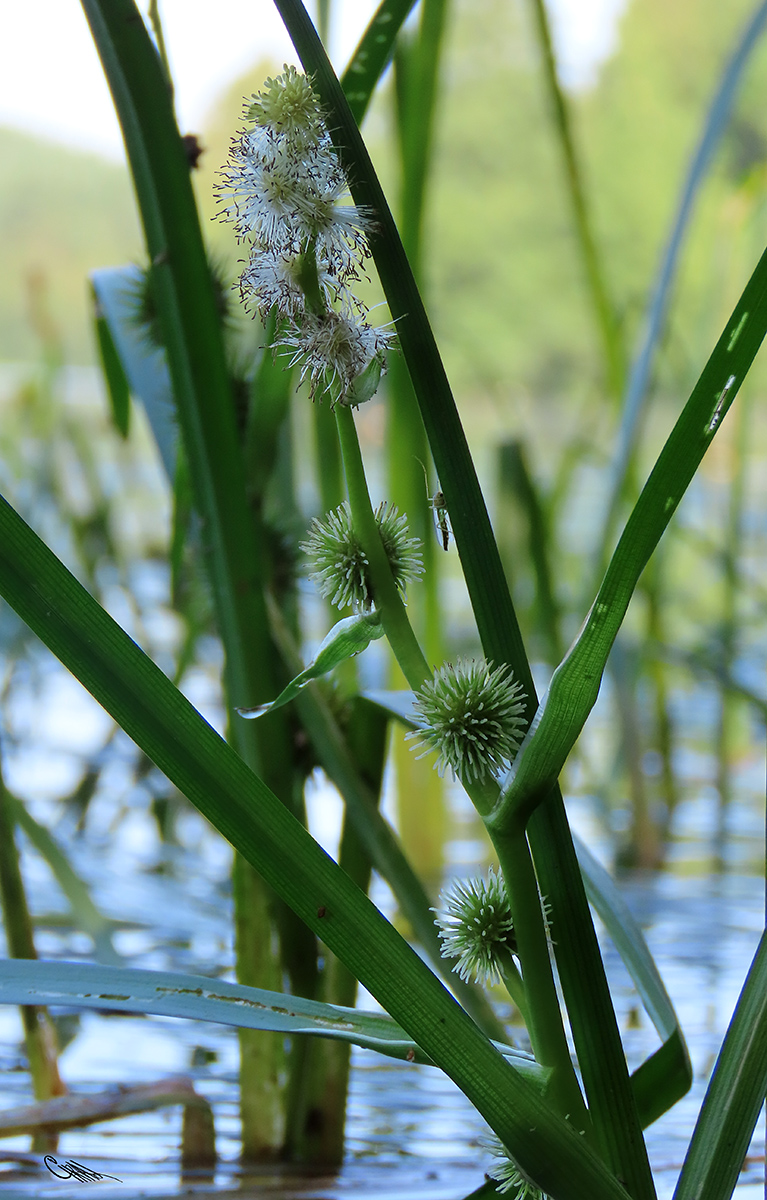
[300,501,423,612]
[485,1138,547,1199]
[434,868,516,985]
[246,65,325,149]
[408,659,527,785]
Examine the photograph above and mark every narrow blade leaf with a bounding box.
[674,930,767,1200]
[0,959,545,1080]
[238,612,384,720]
[493,249,767,832]
[341,0,417,125]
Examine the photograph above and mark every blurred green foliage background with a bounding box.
[4,0,767,403]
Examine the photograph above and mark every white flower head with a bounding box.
[276,310,396,407]
[217,67,393,405]
[238,247,307,318]
[247,65,326,147]
[217,71,368,273]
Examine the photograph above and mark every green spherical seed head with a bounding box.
[301,501,423,612]
[409,659,527,785]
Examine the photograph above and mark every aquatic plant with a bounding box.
[2,2,767,1198]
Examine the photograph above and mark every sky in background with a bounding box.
[1,0,628,162]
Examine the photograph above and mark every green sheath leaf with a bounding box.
[238,612,384,720]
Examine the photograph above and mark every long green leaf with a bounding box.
[81,0,289,760]
[674,930,767,1200]
[0,493,630,1200]
[596,0,767,562]
[84,7,308,1138]
[341,0,418,125]
[492,253,767,833]
[271,0,528,686]
[0,960,544,1081]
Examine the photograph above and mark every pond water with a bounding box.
[0,365,766,1199]
[0,765,764,1200]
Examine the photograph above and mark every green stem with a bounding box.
[335,407,586,1123]
[492,827,590,1133]
[336,403,588,1123]
[498,950,529,1025]
[0,756,65,1152]
[334,405,430,688]
[333,407,581,1110]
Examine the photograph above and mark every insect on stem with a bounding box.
[415,457,451,551]
[707,374,736,435]
[432,490,450,552]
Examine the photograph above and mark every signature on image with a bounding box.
[44,1155,122,1184]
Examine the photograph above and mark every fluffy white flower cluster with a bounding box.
[217,66,395,406]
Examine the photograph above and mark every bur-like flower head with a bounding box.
[485,1139,547,1200]
[434,868,516,985]
[408,659,527,785]
[301,501,423,612]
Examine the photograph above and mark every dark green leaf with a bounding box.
[341,0,418,125]
[493,253,767,833]
[91,283,131,438]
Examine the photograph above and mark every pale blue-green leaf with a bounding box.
[237,611,385,719]
[90,266,177,480]
[0,959,545,1082]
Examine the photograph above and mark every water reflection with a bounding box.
[0,789,764,1198]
